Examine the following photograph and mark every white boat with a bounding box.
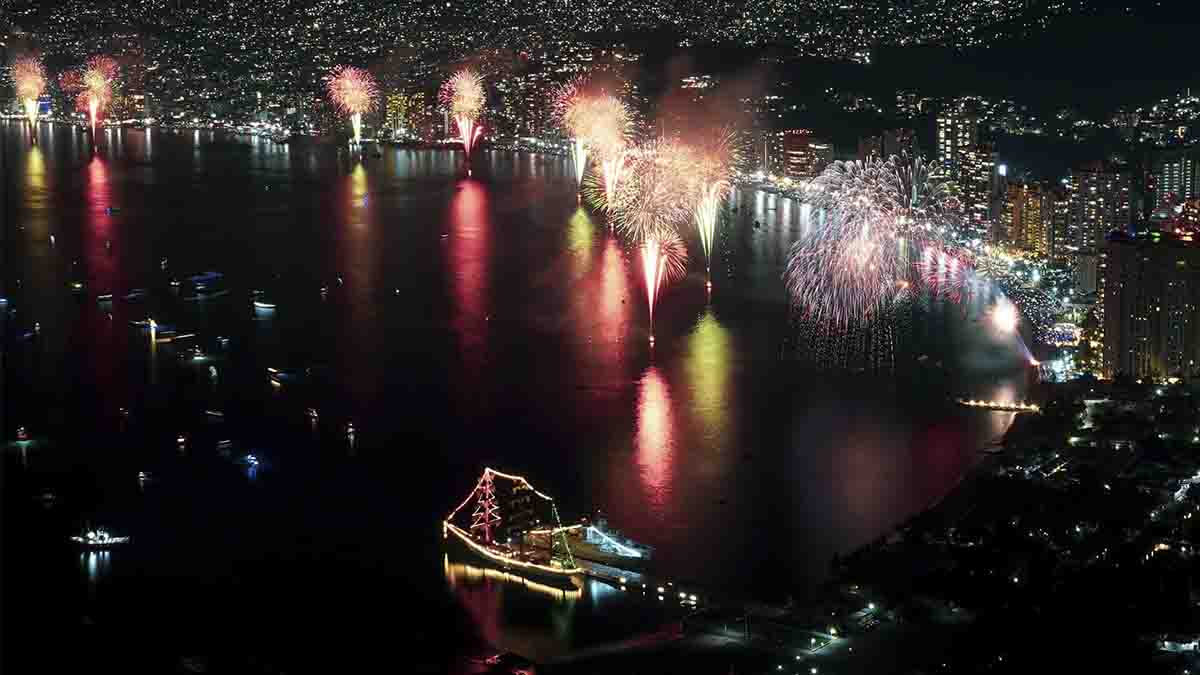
[71,528,130,548]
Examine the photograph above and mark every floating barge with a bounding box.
[957,398,1041,413]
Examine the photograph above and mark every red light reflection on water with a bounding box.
[596,235,630,349]
[445,562,502,647]
[448,179,491,361]
[85,155,114,285]
[635,367,676,516]
[84,155,119,393]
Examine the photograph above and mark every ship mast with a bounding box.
[470,470,501,543]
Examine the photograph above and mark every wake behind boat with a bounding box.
[443,468,582,589]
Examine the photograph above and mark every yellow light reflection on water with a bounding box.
[444,555,581,602]
[26,144,45,201]
[566,207,594,273]
[350,163,368,207]
[685,309,733,439]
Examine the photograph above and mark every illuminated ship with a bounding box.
[71,528,129,548]
[443,468,582,590]
[523,512,652,571]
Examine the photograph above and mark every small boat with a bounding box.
[129,319,175,337]
[251,290,277,311]
[267,367,298,385]
[183,272,229,301]
[69,280,86,293]
[182,345,208,362]
[123,288,148,302]
[71,528,130,548]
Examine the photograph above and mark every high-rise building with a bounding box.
[737,92,787,174]
[895,90,934,119]
[936,103,979,182]
[1076,251,1099,296]
[1004,182,1048,253]
[1102,231,1200,378]
[781,129,833,181]
[1065,162,1131,252]
[959,141,996,241]
[1152,148,1199,209]
[1048,186,1071,258]
[856,128,916,161]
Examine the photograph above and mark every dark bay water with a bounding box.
[2,123,1028,671]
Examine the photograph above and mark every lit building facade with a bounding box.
[857,128,916,161]
[781,129,833,181]
[1102,231,1200,378]
[1004,182,1048,254]
[737,93,786,175]
[958,141,997,241]
[1152,148,1199,208]
[936,104,979,182]
[1065,162,1131,251]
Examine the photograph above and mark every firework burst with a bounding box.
[610,139,691,243]
[686,129,736,281]
[577,95,632,212]
[785,154,963,327]
[553,77,590,187]
[440,68,485,157]
[606,139,693,340]
[641,233,689,341]
[61,56,118,129]
[326,65,379,144]
[12,56,47,126]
